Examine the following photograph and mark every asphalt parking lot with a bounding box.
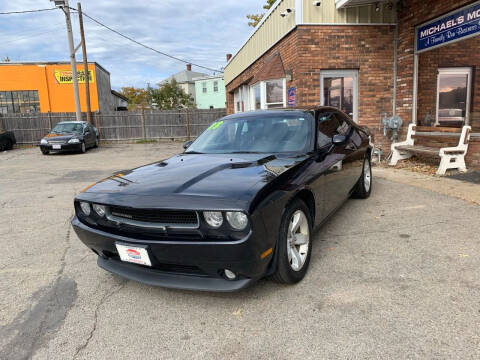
[1,144,479,360]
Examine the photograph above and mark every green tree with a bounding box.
[149,79,195,110]
[120,86,150,110]
[247,0,276,27]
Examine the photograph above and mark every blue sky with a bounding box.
[0,0,264,89]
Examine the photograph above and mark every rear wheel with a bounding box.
[272,199,312,284]
[94,137,99,148]
[5,140,13,150]
[351,156,372,199]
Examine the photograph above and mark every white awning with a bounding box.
[336,0,396,9]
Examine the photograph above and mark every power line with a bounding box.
[71,7,223,73]
[0,8,57,15]
[0,27,64,46]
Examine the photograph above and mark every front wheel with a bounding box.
[41,148,49,155]
[80,142,86,153]
[272,199,312,284]
[351,156,372,199]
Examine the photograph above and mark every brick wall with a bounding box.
[417,35,480,132]
[295,25,395,151]
[396,0,476,123]
[226,30,299,115]
[396,0,480,168]
[226,25,396,152]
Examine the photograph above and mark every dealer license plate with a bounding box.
[52,144,61,150]
[116,243,151,266]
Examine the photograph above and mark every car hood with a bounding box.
[44,133,81,142]
[77,153,308,210]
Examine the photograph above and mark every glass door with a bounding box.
[321,70,358,122]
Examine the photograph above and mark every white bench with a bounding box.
[390,124,471,175]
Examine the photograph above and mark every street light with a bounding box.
[51,0,82,122]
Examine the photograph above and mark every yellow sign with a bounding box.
[54,69,94,84]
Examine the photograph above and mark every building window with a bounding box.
[213,81,218,92]
[253,84,261,110]
[247,79,286,111]
[436,67,472,126]
[0,90,40,114]
[265,79,285,109]
[202,82,207,93]
[320,70,358,122]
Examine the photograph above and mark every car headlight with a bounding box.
[93,204,106,217]
[226,212,248,230]
[203,211,223,228]
[40,139,48,145]
[79,202,91,216]
[68,138,80,144]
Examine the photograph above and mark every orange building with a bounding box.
[0,62,119,114]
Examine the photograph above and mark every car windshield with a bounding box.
[52,123,83,134]
[186,114,313,154]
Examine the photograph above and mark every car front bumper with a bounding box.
[40,143,82,152]
[71,216,273,292]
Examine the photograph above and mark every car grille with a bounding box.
[48,140,67,144]
[108,206,199,227]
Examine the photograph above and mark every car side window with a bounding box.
[317,111,340,148]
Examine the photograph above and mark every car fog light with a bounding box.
[80,202,91,216]
[226,212,248,230]
[224,269,237,280]
[203,211,223,228]
[68,138,80,144]
[93,204,106,217]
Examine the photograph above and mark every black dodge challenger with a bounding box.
[72,107,373,291]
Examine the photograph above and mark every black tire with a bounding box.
[6,140,13,150]
[80,142,86,153]
[351,156,372,199]
[272,199,313,284]
[41,148,49,155]
[94,137,99,148]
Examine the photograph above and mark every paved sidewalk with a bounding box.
[374,167,480,205]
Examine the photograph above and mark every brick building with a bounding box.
[224,0,480,168]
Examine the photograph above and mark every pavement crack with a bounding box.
[73,281,126,359]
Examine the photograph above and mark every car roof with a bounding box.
[56,121,88,125]
[221,106,343,120]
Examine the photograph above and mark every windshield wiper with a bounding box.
[227,151,262,154]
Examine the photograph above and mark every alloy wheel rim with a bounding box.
[364,159,371,192]
[82,143,85,152]
[287,210,310,272]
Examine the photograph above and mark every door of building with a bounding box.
[321,70,358,122]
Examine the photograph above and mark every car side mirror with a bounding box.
[332,134,347,145]
[183,140,193,150]
[84,130,90,135]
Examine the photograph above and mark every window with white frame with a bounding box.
[436,67,472,126]
[213,81,219,92]
[248,78,286,111]
[202,82,207,93]
[265,79,285,109]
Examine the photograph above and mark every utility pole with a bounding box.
[52,0,82,122]
[78,2,92,124]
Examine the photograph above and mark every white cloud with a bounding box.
[0,0,265,88]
